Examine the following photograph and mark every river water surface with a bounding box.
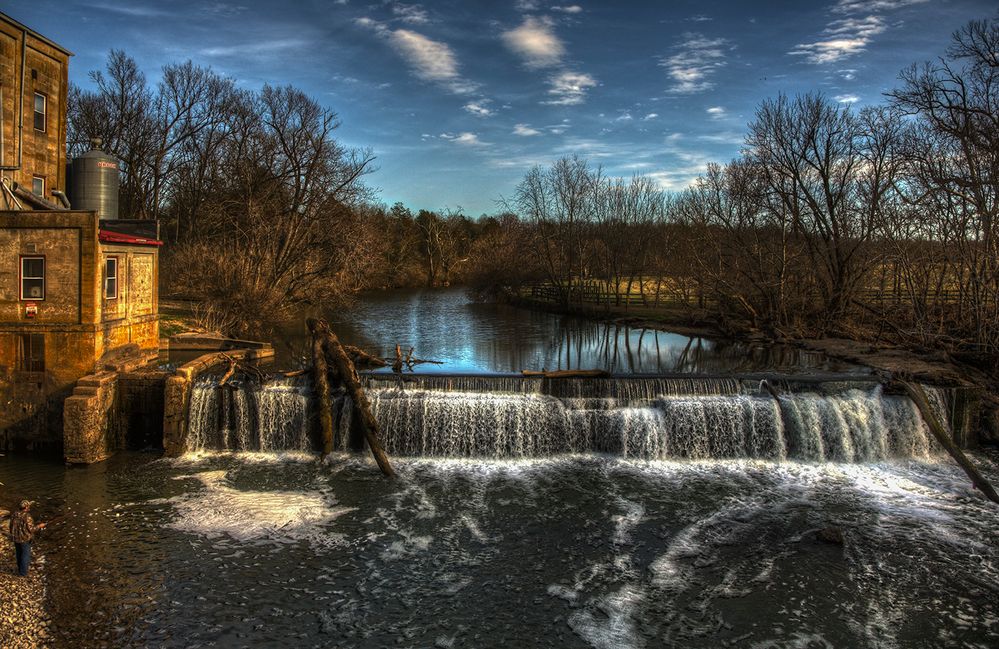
[5,289,998,648]
[4,451,999,648]
[272,289,862,375]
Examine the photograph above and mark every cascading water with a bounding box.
[186,374,946,462]
[186,376,314,452]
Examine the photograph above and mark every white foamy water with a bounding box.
[162,470,354,548]
[16,448,997,648]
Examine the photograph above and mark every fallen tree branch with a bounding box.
[308,318,395,477]
[393,344,403,374]
[217,357,238,387]
[899,381,999,506]
[345,345,388,369]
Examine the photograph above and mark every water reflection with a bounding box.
[273,289,861,375]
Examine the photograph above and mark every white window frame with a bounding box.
[20,256,45,301]
[32,176,45,197]
[33,92,46,132]
[105,257,119,300]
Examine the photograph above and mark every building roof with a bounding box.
[99,229,163,247]
[0,11,74,56]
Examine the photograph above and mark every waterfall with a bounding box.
[186,376,314,452]
[185,374,945,462]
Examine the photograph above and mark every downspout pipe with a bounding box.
[51,189,70,208]
[0,26,27,172]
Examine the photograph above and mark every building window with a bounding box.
[15,334,45,372]
[105,257,118,299]
[33,92,46,132]
[20,256,45,300]
[32,176,45,197]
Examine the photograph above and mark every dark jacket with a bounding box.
[10,511,38,544]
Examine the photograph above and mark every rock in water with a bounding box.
[816,526,844,545]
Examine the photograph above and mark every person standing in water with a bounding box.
[10,500,45,577]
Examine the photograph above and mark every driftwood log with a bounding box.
[218,351,267,383]
[900,381,999,506]
[393,344,404,373]
[345,345,388,369]
[310,326,336,457]
[307,318,395,477]
[217,357,238,387]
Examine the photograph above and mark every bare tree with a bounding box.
[889,16,999,352]
[511,155,600,306]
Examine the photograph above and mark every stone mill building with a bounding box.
[0,11,162,459]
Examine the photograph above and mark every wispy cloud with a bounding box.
[832,0,929,13]
[551,5,583,13]
[440,132,489,146]
[835,93,860,103]
[86,3,173,17]
[642,113,658,121]
[201,2,249,16]
[463,101,494,117]
[706,106,726,118]
[502,17,565,68]
[697,131,743,144]
[513,123,542,136]
[543,71,597,105]
[791,15,885,64]
[392,3,430,25]
[792,0,928,64]
[660,34,730,94]
[644,133,714,189]
[390,29,474,92]
[200,38,308,58]
[687,14,713,22]
[357,19,476,94]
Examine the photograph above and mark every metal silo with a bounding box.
[69,138,119,219]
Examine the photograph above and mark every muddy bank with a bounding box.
[0,535,51,648]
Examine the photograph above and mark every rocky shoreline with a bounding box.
[0,535,52,648]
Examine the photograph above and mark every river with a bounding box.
[272,288,863,375]
[3,289,998,648]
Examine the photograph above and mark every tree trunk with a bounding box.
[900,382,999,505]
[307,318,395,477]
[310,328,335,457]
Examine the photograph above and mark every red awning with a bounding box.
[99,229,164,246]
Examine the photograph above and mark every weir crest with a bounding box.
[184,374,948,462]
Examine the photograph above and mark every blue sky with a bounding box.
[7,0,996,215]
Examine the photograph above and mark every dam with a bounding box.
[2,289,996,648]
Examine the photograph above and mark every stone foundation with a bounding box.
[63,372,122,464]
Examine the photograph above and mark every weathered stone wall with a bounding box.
[96,245,159,361]
[0,222,85,322]
[0,16,70,195]
[0,211,161,451]
[0,211,100,449]
[63,371,122,464]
